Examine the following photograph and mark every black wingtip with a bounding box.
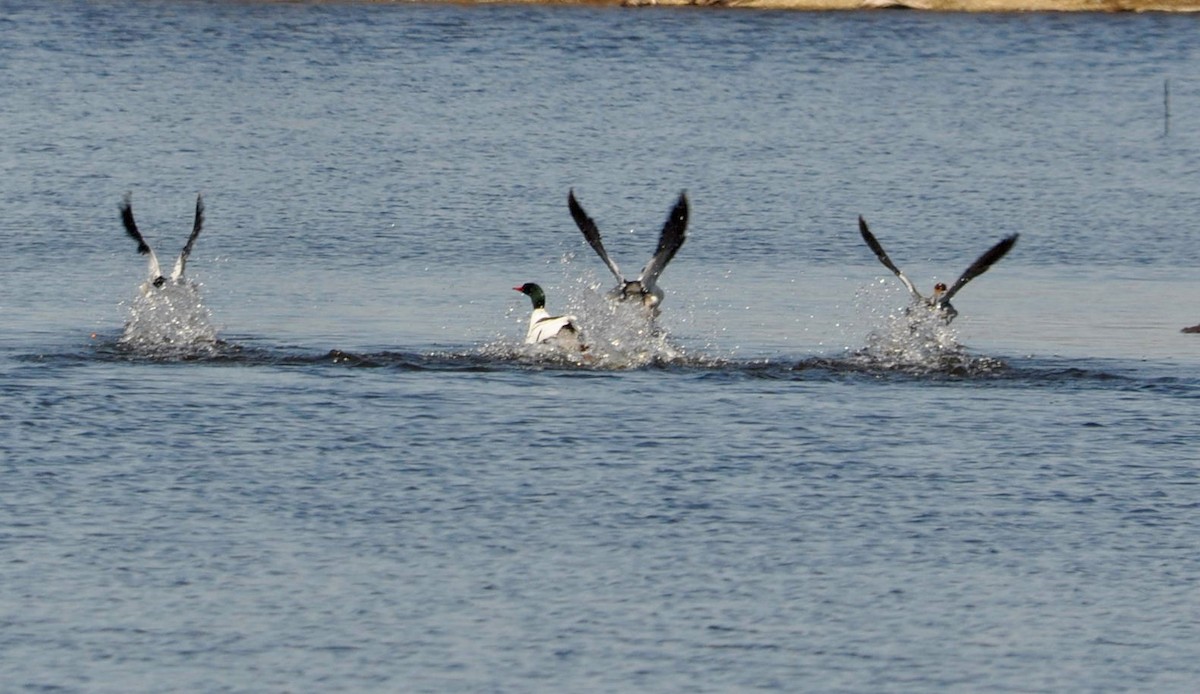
[567,188,583,214]
[567,188,593,231]
[988,233,1019,260]
[667,193,688,234]
[671,191,689,222]
[983,233,1019,268]
[193,193,205,234]
[858,215,884,255]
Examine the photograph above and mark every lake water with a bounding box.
[2,1,1200,691]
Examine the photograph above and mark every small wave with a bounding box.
[708,353,1009,383]
[840,348,1009,378]
[16,342,1197,394]
[16,327,1199,395]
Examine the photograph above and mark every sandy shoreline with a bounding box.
[339,0,1200,11]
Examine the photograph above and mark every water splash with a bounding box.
[118,281,219,358]
[563,284,685,367]
[486,271,715,369]
[849,282,1005,376]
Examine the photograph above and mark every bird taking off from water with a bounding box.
[858,215,1017,324]
[121,193,205,292]
[567,189,688,316]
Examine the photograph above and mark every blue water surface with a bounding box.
[2,2,1199,692]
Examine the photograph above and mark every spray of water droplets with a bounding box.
[848,280,1005,375]
[118,281,219,358]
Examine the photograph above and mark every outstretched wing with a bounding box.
[171,193,205,281]
[637,191,688,289]
[941,233,1018,304]
[120,193,161,280]
[568,189,624,284]
[858,216,920,301]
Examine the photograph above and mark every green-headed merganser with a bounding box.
[567,189,688,315]
[120,193,205,293]
[513,282,585,349]
[858,215,1017,324]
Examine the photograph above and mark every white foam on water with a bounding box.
[118,281,219,358]
[849,279,1005,375]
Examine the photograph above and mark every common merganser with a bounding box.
[513,282,585,349]
[120,193,204,293]
[567,189,688,315]
[858,216,1017,324]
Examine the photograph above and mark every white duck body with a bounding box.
[514,283,585,350]
[526,306,578,345]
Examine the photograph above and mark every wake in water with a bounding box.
[118,281,220,358]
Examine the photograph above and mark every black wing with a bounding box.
[858,216,920,300]
[568,189,624,283]
[121,193,163,281]
[171,194,205,280]
[941,234,1019,304]
[639,192,688,287]
[120,193,152,256]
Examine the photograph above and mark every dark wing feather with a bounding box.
[120,193,152,256]
[639,192,688,287]
[172,193,204,280]
[858,216,920,300]
[121,193,163,281]
[568,189,624,283]
[941,234,1018,304]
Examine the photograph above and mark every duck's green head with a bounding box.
[513,282,546,309]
